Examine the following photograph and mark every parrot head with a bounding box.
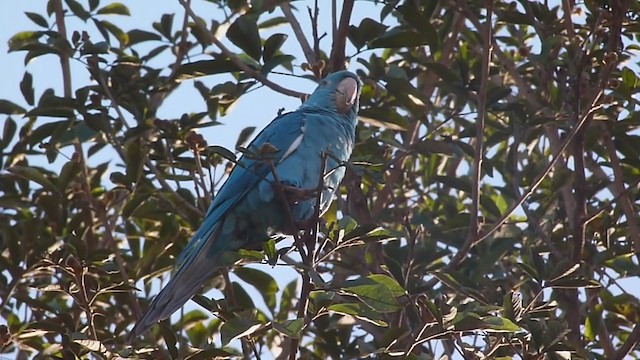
[301,70,362,119]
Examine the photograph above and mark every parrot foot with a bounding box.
[282,185,318,203]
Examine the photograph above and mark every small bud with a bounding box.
[518,46,530,57]
[225,161,234,174]
[604,52,618,65]
[603,52,618,65]
[608,78,620,88]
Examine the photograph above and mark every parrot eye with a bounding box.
[319,80,329,87]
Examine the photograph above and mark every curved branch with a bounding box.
[280,2,316,65]
[178,0,306,99]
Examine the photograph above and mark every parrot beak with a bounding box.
[335,77,359,113]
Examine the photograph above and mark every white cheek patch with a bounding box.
[336,77,358,113]
[280,125,305,162]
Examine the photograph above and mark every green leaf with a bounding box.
[272,318,304,339]
[220,318,263,345]
[0,117,17,149]
[258,16,288,29]
[499,10,534,25]
[348,18,389,50]
[20,72,34,105]
[89,0,100,11]
[153,13,174,40]
[176,59,241,80]
[366,274,405,297]
[8,166,57,192]
[0,100,26,115]
[503,291,523,323]
[262,33,287,62]
[227,15,262,60]
[125,139,144,183]
[126,29,162,46]
[369,28,432,49]
[263,239,277,266]
[328,303,387,326]
[480,316,521,332]
[7,31,44,52]
[100,20,129,45]
[235,126,256,149]
[341,275,403,313]
[547,278,601,289]
[65,0,90,21]
[74,339,107,353]
[206,145,237,163]
[585,305,602,342]
[433,175,472,193]
[234,267,279,312]
[342,224,395,244]
[96,2,130,16]
[425,62,460,82]
[25,12,49,28]
[358,116,407,131]
[26,106,75,119]
[231,281,255,309]
[185,348,242,360]
[548,263,580,283]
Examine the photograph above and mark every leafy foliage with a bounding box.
[2,0,640,359]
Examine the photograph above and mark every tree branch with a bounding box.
[612,323,640,360]
[178,0,305,99]
[280,2,316,66]
[53,0,99,253]
[468,0,493,254]
[328,0,354,72]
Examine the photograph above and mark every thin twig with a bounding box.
[311,0,321,61]
[612,323,640,360]
[280,2,316,65]
[267,161,308,263]
[193,150,212,202]
[178,0,305,99]
[468,0,493,257]
[288,153,327,360]
[583,176,640,226]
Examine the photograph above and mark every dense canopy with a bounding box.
[1,0,640,359]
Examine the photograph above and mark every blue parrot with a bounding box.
[129,71,362,339]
